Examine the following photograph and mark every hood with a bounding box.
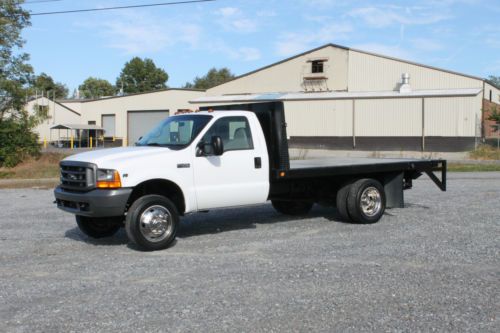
[64,146,175,167]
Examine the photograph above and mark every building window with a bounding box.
[490,90,492,102]
[88,121,96,125]
[311,60,324,73]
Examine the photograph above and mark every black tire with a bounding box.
[336,182,352,222]
[347,179,386,224]
[75,215,122,238]
[271,200,313,216]
[125,195,179,251]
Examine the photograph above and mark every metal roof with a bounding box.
[50,124,103,130]
[190,88,482,104]
[78,88,206,103]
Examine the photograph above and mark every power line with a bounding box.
[23,0,65,4]
[29,0,216,16]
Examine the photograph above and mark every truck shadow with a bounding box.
[65,227,129,246]
[64,203,352,247]
[177,203,347,238]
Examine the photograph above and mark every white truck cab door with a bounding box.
[193,115,269,210]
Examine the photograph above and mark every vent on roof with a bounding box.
[399,73,411,93]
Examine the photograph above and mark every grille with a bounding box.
[60,162,95,191]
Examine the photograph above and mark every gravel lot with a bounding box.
[0,172,499,332]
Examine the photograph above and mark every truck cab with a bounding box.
[55,110,272,250]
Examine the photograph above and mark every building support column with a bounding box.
[352,99,356,149]
[421,98,425,152]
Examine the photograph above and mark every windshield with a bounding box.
[136,114,212,148]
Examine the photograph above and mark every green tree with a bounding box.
[0,0,33,120]
[31,73,68,99]
[0,1,40,167]
[488,75,500,87]
[488,106,500,132]
[184,67,235,90]
[116,57,168,94]
[79,77,115,99]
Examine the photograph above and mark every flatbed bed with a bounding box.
[287,157,446,189]
[290,157,438,169]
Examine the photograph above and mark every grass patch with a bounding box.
[469,145,500,160]
[447,163,500,172]
[0,153,67,179]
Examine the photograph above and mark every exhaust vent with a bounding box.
[399,73,411,93]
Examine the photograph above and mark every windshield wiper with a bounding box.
[145,142,162,146]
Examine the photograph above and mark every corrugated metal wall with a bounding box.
[284,95,479,138]
[285,100,353,137]
[484,82,500,104]
[207,47,349,95]
[348,50,482,92]
[355,98,421,136]
[424,95,481,137]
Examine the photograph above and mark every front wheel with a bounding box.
[125,195,179,251]
[271,200,313,216]
[76,216,122,238]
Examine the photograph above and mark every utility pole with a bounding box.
[53,90,56,124]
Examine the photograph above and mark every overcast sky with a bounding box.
[22,0,500,92]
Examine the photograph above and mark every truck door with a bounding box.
[193,115,269,210]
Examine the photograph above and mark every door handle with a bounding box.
[254,157,262,169]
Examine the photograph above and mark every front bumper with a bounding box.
[54,186,132,217]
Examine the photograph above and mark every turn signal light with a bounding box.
[96,170,122,188]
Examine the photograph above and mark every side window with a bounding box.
[202,116,254,152]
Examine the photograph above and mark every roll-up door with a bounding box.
[102,114,116,137]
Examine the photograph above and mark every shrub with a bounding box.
[0,118,40,167]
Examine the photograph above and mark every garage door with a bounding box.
[128,110,169,145]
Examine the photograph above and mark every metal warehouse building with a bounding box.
[28,44,499,151]
[193,44,500,152]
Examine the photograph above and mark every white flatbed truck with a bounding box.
[54,102,446,251]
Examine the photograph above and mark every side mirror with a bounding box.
[211,136,223,156]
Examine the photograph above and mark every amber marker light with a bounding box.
[280,171,286,177]
[96,169,122,188]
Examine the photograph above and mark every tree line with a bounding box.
[78,59,235,99]
[26,58,235,100]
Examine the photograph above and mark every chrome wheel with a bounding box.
[360,186,382,217]
[139,205,173,243]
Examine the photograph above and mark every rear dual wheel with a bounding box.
[336,179,386,224]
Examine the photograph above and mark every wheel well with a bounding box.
[127,179,186,214]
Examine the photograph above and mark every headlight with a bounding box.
[96,169,122,188]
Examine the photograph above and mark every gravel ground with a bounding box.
[0,172,499,332]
